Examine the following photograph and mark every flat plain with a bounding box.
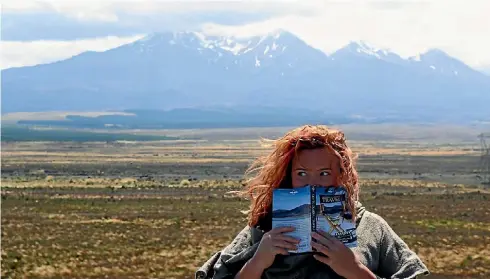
[1,125,489,279]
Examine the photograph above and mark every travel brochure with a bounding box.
[272,185,357,253]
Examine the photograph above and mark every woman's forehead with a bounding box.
[292,148,339,169]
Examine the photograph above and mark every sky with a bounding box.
[1,0,490,72]
[273,187,311,211]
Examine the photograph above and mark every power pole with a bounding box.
[478,133,490,186]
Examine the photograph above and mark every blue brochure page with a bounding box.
[272,186,312,253]
[315,186,358,248]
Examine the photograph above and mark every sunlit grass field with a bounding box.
[2,125,489,278]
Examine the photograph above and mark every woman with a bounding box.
[196,125,429,279]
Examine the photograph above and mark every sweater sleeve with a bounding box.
[195,226,258,279]
[369,213,430,279]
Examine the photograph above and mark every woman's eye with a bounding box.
[320,171,330,176]
[297,171,307,177]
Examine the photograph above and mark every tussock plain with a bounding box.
[1,125,489,279]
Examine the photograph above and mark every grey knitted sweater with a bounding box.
[196,202,429,279]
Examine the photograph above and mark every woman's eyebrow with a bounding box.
[293,167,306,171]
[293,167,331,171]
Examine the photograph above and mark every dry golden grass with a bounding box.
[1,140,480,168]
[0,176,481,191]
[2,187,489,279]
[417,245,490,276]
[1,131,489,278]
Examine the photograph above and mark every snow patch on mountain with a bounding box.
[83,30,481,79]
[264,45,270,55]
[355,41,387,59]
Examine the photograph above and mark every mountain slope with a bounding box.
[2,30,489,123]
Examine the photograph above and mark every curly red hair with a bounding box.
[243,125,359,228]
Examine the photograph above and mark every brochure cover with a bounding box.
[272,185,357,253]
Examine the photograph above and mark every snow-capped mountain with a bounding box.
[331,41,484,79]
[407,49,482,79]
[129,30,326,76]
[331,41,406,65]
[2,30,489,122]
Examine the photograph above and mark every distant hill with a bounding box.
[0,126,179,142]
[273,204,310,218]
[15,106,375,129]
[2,30,490,124]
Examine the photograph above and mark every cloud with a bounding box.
[2,1,120,22]
[1,1,296,41]
[1,35,144,69]
[2,0,490,69]
[1,0,311,21]
[201,0,490,69]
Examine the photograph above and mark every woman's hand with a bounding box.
[250,226,300,271]
[311,230,375,279]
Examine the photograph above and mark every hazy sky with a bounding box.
[2,0,490,71]
[273,187,310,211]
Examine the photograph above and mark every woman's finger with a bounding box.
[311,241,330,256]
[272,240,298,250]
[311,232,334,246]
[270,226,296,234]
[319,230,342,243]
[275,234,301,244]
[318,230,345,250]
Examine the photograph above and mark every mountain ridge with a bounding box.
[4,30,482,72]
[273,204,311,218]
[2,30,489,124]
